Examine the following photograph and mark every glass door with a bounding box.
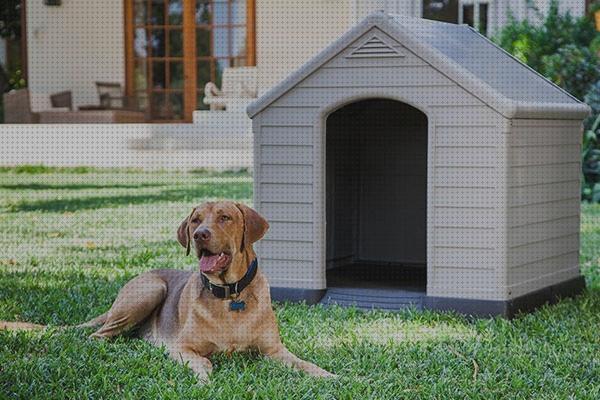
[126,0,254,121]
[195,0,250,109]
[128,0,195,121]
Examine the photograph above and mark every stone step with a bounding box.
[320,287,425,311]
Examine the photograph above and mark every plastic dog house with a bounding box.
[247,13,589,317]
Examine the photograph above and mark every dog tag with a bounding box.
[230,300,246,312]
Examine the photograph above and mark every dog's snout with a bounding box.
[193,228,211,242]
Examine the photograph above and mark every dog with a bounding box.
[0,201,334,383]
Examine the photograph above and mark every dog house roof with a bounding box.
[247,12,590,120]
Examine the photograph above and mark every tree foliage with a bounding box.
[494,0,599,100]
[0,0,21,40]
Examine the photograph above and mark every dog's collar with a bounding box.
[200,258,258,299]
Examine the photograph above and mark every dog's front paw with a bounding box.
[307,366,337,378]
[194,371,210,385]
[315,370,337,379]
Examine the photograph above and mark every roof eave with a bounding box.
[509,102,591,120]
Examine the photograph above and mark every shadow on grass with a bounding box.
[0,183,168,191]
[0,268,129,325]
[7,183,252,213]
[0,240,187,325]
[60,239,184,269]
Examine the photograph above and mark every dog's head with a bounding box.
[177,201,269,275]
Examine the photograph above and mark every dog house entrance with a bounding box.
[323,99,427,310]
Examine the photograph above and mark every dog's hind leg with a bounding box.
[90,273,167,339]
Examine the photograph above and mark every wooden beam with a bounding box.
[247,0,256,66]
[124,0,135,97]
[183,0,197,121]
[20,0,28,81]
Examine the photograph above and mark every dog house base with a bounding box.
[425,276,586,318]
[269,276,586,318]
[270,288,327,305]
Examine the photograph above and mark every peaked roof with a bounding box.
[248,12,590,120]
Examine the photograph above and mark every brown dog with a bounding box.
[1,201,334,383]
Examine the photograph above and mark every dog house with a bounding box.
[246,13,590,317]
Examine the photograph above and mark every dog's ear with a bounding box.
[235,203,269,250]
[177,208,196,256]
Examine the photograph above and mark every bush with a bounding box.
[542,45,600,100]
[494,1,598,78]
[582,114,600,202]
[585,81,600,115]
[494,0,600,201]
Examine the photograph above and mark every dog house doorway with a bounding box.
[324,99,428,309]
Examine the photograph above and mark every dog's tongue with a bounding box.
[199,254,220,273]
[199,252,230,273]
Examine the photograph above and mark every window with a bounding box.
[422,0,459,23]
[422,0,490,36]
[461,0,489,35]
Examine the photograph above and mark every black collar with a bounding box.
[201,258,258,299]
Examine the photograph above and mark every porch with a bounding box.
[0,109,252,171]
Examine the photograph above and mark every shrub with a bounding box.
[542,45,600,100]
[582,114,600,202]
[494,1,598,77]
[585,81,600,115]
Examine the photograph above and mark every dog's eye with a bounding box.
[191,217,201,224]
[220,215,231,222]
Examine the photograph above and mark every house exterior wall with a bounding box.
[506,119,582,299]
[26,0,125,111]
[255,0,353,94]
[351,0,420,21]
[255,1,424,95]
[253,27,512,301]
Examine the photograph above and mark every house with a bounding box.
[15,0,589,118]
[0,0,590,170]
[248,12,589,316]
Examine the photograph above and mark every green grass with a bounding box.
[0,169,598,399]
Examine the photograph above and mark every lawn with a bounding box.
[0,168,598,399]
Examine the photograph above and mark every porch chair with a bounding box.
[50,91,73,111]
[95,82,138,111]
[203,67,257,111]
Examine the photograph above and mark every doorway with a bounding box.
[325,99,427,308]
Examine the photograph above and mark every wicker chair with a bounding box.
[95,82,138,110]
[50,91,73,110]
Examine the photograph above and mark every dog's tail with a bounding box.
[0,321,45,331]
[0,312,109,332]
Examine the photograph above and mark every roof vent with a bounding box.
[347,36,403,58]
